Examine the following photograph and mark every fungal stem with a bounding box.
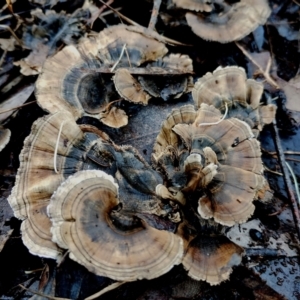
[110,43,127,72]
[54,121,66,174]
[198,102,228,127]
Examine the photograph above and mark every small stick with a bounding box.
[19,285,69,300]
[148,0,162,30]
[0,24,23,46]
[53,121,66,174]
[0,100,36,114]
[110,43,127,72]
[98,0,189,46]
[267,95,300,240]
[286,162,300,205]
[90,0,114,28]
[85,281,126,300]
[57,250,70,268]
[198,103,228,127]
[264,166,283,176]
[235,42,279,89]
[268,204,288,216]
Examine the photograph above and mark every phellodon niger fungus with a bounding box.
[35,24,193,128]
[172,0,271,43]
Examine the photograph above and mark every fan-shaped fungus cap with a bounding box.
[138,54,194,101]
[0,127,11,152]
[7,110,114,259]
[35,24,168,127]
[172,0,214,12]
[153,103,265,226]
[48,170,184,281]
[152,105,197,163]
[183,235,244,285]
[192,66,276,131]
[185,0,271,43]
[113,68,152,105]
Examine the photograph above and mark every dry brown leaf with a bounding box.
[0,37,16,51]
[247,51,300,112]
[14,44,49,76]
[0,83,34,122]
[281,75,300,112]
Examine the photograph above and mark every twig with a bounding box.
[0,100,36,114]
[267,95,300,240]
[268,204,288,216]
[148,0,162,30]
[0,24,23,46]
[110,44,127,72]
[85,281,126,300]
[98,0,189,46]
[286,162,300,206]
[198,102,228,127]
[19,284,69,300]
[235,42,279,89]
[98,0,140,26]
[90,0,114,28]
[264,166,282,176]
[54,121,66,174]
[57,250,70,268]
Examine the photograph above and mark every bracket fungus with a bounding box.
[176,0,271,43]
[192,66,276,133]
[36,24,193,128]
[48,170,184,281]
[153,103,266,226]
[7,110,116,259]
[7,108,178,261]
[183,233,244,284]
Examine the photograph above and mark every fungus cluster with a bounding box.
[8,64,274,285]
[35,24,193,128]
[172,0,271,43]
[152,65,275,284]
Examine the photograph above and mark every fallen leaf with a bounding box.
[0,229,13,253]
[14,44,49,75]
[0,37,16,51]
[247,51,300,112]
[281,75,300,112]
[0,83,35,122]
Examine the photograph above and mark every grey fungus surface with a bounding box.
[48,170,184,281]
[183,0,271,43]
